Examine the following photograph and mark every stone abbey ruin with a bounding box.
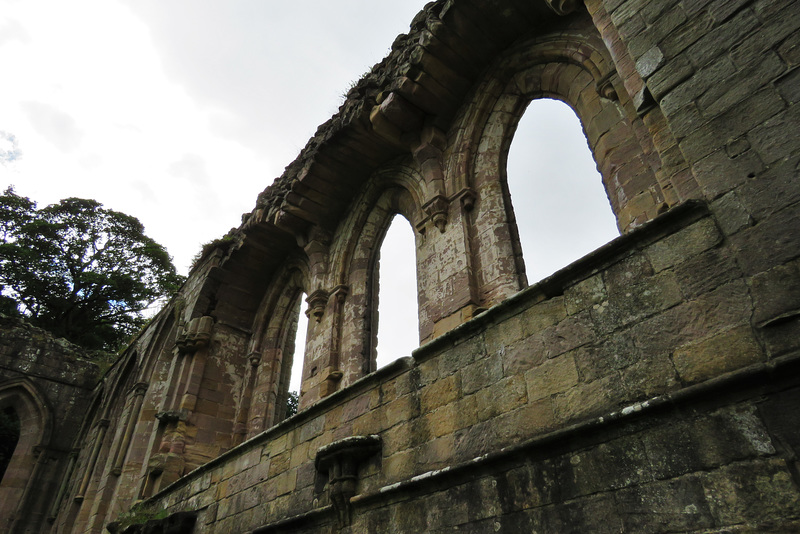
[2,0,800,532]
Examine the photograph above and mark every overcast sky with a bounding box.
[0,0,619,384]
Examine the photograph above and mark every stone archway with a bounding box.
[0,379,52,532]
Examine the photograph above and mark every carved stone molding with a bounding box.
[544,0,581,16]
[315,435,382,528]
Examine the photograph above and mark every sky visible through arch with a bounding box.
[0,1,619,393]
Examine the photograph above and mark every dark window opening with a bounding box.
[0,406,21,482]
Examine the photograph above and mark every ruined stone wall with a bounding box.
[0,315,101,534]
[22,0,800,532]
[139,203,800,533]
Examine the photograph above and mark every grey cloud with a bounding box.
[21,101,84,152]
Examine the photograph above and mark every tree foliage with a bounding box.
[0,187,185,351]
[286,391,299,418]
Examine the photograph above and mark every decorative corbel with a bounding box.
[175,316,214,354]
[453,188,477,212]
[315,435,382,528]
[595,70,619,101]
[306,289,330,322]
[544,0,581,16]
[422,195,449,233]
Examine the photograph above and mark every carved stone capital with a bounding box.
[133,382,149,396]
[315,435,382,528]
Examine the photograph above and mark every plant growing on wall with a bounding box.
[0,186,185,351]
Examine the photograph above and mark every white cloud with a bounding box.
[20,101,83,152]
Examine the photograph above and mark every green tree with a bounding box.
[286,390,299,417]
[0,186,185,351]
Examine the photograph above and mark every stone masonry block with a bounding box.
[568,438,654,497]
[645,216,722,272]
[747,106,800,165]
[565,275,606,316]
[636,46,666,79]
[573,336,639,383]
[776,67,800,104]
[642,406,774,481]
[647,55,693,100]
[697,53,787,118]
[672,324,764,383]
[540,311,596,360]
[384,393,419,429]
[475,374,527,421]
[519,296,567,335]
[501,333,547,377]
[685,8,760,68]
[524,355,580,402]
[604,254,655,294]
[700,459,800,526]
[461,354,503,395]
[730,202,800,275]
[736,155,800,222]
[552,373,622,423]
[693,148,764,200]
[749,258,800,326]
[709,191,753,236]
[673,245,743,299]
[592,271,683,333]
[484,312,526,356]
[423,402,459,439]
[617,477,715,532]
[420,372,461,414]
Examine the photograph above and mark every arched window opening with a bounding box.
[285,292,308,418]
[374,215,418,369]
[506,98,619,283]
[0,406,20,482]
